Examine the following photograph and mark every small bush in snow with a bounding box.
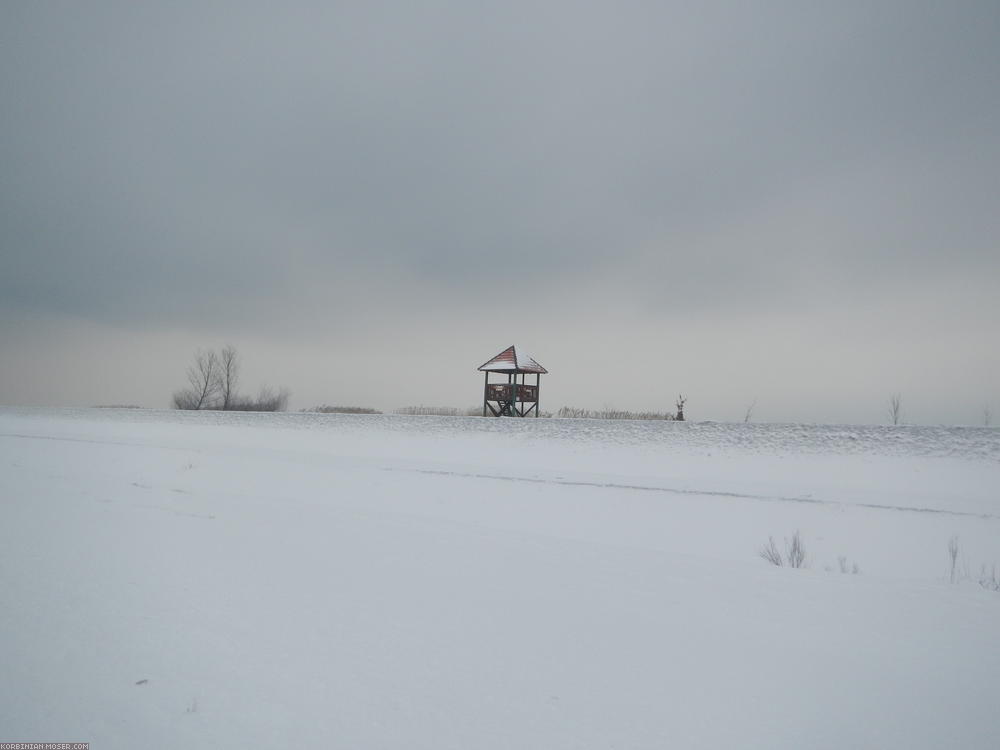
[948,536,960,584]
[759,531,807,568]
[837,556,861,575]
[979,564,1000,592]
[785,531,807,569]
[226,386,290,412]
[759,537,783,566]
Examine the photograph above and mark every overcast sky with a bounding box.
[1,1,998,424]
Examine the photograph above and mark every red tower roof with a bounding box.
[477,345,548,374]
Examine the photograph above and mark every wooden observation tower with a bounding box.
[478,345,547,417]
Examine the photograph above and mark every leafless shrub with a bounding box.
[759,532,808,568]
[785,531,807,568]
[228,386,290,412]
[744,398,757,423]
[888,393,903,425]
[979,564,1000,592]
[172,390,199,410]
[948,536,960,583]
[837,555,860,574]
[759,537,783,566]
[259,386,289,412]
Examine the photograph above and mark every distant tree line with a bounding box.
[395,405,462,416]
[304,405,382,414]
[387,402,690,421]
[556,396,686,421]
[556,406,678,421]
[172,346,289,412]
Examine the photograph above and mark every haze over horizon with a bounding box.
[2,1,998,424]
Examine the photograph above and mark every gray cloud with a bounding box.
[1,1,998,419]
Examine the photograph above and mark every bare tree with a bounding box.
[171,346,289,411]
[888,393,903,425]
[675,394,687,421]
[217,344,240,411]
[744,398,757,424]
[172,349,221,410]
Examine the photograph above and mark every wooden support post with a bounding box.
[483,371,488,417]
[536,373,540,417]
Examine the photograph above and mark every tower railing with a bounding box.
[485,383,538,402]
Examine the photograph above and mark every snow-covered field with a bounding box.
[2,407,998,749]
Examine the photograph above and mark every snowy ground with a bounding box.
[1,407,998,749]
